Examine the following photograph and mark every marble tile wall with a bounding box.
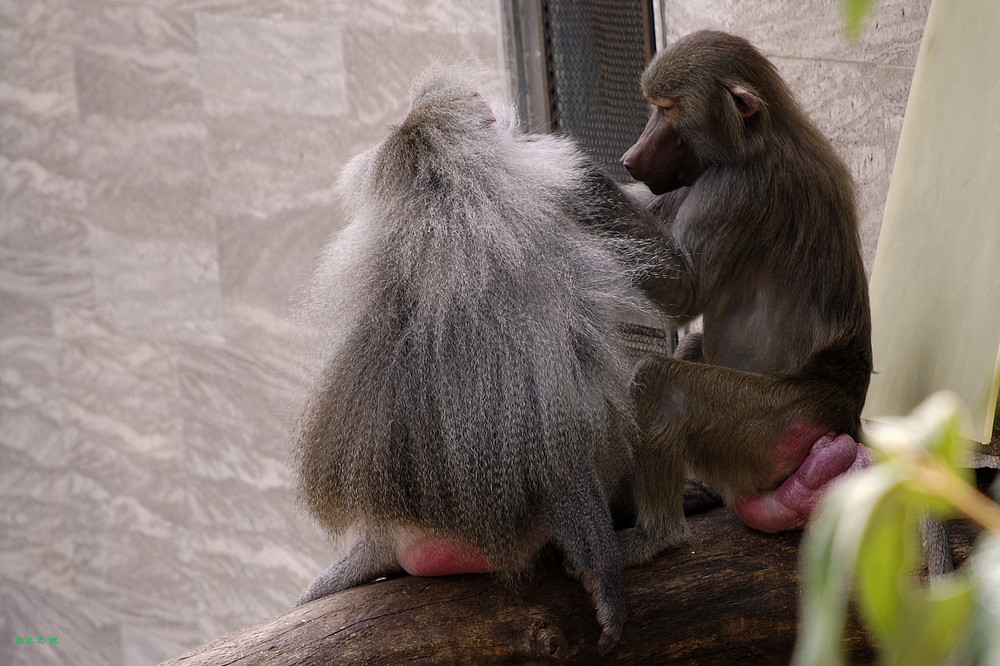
[0,1,927,664]
[1,1,502,664]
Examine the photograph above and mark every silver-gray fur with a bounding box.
[293,67,641,652]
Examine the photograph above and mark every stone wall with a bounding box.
[1,3,501,664]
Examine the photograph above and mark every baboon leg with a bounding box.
[673,331,703,362]
[297,527,401,606]
[683,477,725,515]
[617,443,690,568]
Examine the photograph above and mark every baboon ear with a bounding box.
[729,85,762,118]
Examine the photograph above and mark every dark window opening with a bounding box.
[502,0,656,183]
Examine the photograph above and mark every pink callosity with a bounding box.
[735,433,870,533]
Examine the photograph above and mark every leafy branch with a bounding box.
[794,392,1000,665]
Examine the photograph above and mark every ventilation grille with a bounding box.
[544,0,653,182]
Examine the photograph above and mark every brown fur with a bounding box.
[604,31,872,565]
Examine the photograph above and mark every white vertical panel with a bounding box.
[863,0,1000,442]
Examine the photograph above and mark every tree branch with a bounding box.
[162,508,979,665]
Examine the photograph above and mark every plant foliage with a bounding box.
[794,392,1000,665]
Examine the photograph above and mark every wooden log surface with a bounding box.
[161,507,979,665]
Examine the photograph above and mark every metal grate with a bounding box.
[544,0,654,182]
[618,322,675,358]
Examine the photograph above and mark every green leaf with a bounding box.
[893,574,976,666]
[901,483,956,518]
[865,392,969,460]
[865,391,974,513]
[854,494,917,640]
[969,533,1000,664]
[793,466,905,666]
[799,384,997,664]
[907,392,971,471]
[843,0,875,39]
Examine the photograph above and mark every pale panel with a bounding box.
[863,0,1000,442]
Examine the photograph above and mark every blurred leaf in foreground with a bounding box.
[843,0,877,40]
[794,391,1000,666]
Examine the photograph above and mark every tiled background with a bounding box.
[1,1,929,664]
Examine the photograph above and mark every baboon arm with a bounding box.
[584,173,701,320]
[634,246,700,321]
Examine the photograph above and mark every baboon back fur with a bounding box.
[294,68,638,569]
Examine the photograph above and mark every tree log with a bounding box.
[161,507,980,665]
